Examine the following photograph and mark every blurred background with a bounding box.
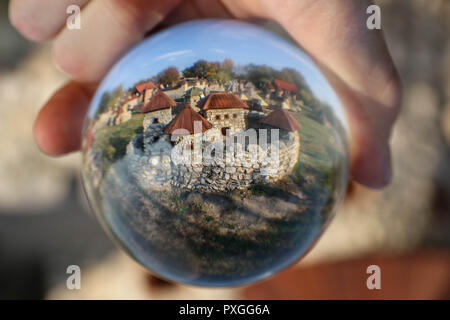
[0,0,449,299]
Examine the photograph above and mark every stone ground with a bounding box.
[0,0,449,299]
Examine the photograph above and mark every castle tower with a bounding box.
[164,102,214,153]
[164,102,212,135]
[142,90,177,131]
[259,106,300,132]
[259,107,301,178]
[200,92,249,136]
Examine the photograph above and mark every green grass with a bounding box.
[287,105,343,196]
[92,113,145,166]
[298,108,335,169]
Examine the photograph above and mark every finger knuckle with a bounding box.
[9,0,52,41]
[52,41,90,82]
[104,0,156,35]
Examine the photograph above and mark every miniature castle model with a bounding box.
[89,75,303,192]
[200,92,249,135]
[142,90,177,130]
[97,77,303,129]
[124,84,301,192]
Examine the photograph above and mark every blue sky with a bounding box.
[88,19,347,128]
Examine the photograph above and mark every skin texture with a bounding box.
[9,0,402,189]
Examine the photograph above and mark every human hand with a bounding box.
[9,0,401,188]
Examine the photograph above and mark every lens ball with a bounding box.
[81,20,349,286]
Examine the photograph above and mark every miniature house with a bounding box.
[164,103,212,136]
[135,80,158,103]
[122,84,302,193]
[164,102,214,156]
[119,80,158,117]
[200,92,249,136]
[273,78,298,96]
[259,106,301,132]
[142,90,177,130]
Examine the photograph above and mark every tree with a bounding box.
[209,70,232,84]
[109,85,124,107]
[245,64,276,88]
[156,66,180,86]
[96,91,111,117]
[95,85,124,118]
[221,59,234,72]
[183,60,211,79]
[182,59,235,83]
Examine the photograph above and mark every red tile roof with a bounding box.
[259,107,300,132]
[135,80,157,93]
[141,90,176,113]
[164,103,212,135]
[273,78,298,93]
[201,92,248,111]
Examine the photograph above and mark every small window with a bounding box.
[232,114,237,119]
[152,118,159,124]
[224,114,229,120]
[215,115,221,120]
[221,127,230,136]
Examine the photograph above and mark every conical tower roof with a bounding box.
[200,92,248,110]
[141,90,176,113]
[259,106,300,132]
[164,103,212,135]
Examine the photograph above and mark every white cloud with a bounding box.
[153,50,193,61]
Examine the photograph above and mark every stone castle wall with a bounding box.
[205,109,248,135]
[125,128,300,193]
[143,109,172,131]
[163,87,185,100]
[126,134,173,191]
[170,130,300,191]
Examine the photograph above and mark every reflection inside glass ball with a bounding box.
[82,20,348,286]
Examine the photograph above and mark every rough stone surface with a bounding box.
[126,122,300,192]
[143,108,172,131]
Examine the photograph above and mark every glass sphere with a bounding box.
[81,20,349,286]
